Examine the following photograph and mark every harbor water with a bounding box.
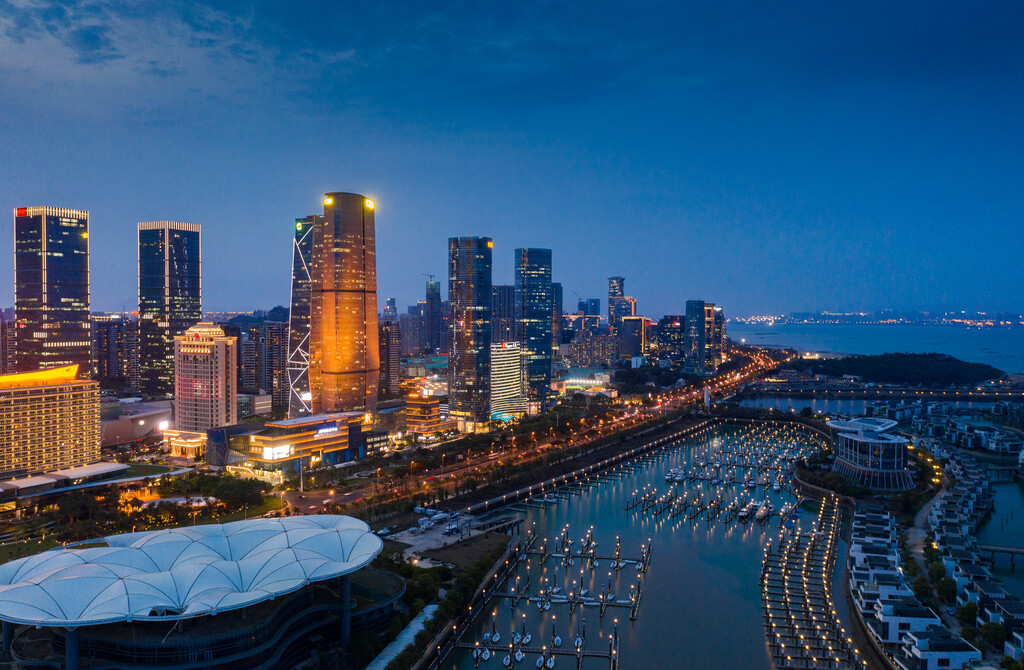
[727,322,1024,374]
[737,398,995,416]
[443,424,826,670]
[976,482,1024,599]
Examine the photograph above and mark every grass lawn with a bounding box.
[197,496,285,525]
[420,532,510,571]
[125,463,174,478]
[0,536,62,563]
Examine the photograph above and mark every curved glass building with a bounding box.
[829,417,914,490]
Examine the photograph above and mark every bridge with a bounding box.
[743,385,1024,402]
[979,544,1024,570]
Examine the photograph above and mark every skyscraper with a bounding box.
[308,193,379,415]
[684,299,706,372]
[378,321,400,400]
[551,282,563,353]
[619,316,647,358]
[684,300,725,374]
[172,323,237,432]
[261,321,288,408]
[287,215,317,419]
[138,221,202,396]
[14,206,91,373]
[491,285,516,343]
[1,309,18,374]
[91,314,132,390]
[448,237,492,433]
[607,276,624,329]
[657,315,685,361]
[381,297,397,323]
[515,248,553,406]
[424,280,443,353]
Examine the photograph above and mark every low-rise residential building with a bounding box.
[895,625,981,670]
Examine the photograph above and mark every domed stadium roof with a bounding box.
[0,515,383,627]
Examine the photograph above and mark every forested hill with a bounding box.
[787,353,1003,386]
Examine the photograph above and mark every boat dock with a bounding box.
[760,495,862,669]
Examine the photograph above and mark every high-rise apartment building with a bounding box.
[424,280,443,354]
[0,365,100,479]
[172,323,237,432]
[261,321,288,408]
[490,341,528,418]
[287,215,317,419]
[514,248,553,406]
[378,321,400,400]
[308,193,379,415]
[448,237,492,433]
[138,221,202,396]
[14,207,91,373]
[491,285,516,343]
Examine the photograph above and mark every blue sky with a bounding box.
[1,1,1022,317]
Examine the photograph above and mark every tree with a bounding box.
[936,578,957,603]
[957,602,978,626]
[913,575,933,601]
[928,561,947,582]
[981,622,1007,649]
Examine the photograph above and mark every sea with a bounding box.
[726,323,1024,375]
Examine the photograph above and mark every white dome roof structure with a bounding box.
[0,515,383,627]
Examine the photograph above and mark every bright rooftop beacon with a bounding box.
[0,515,400,670]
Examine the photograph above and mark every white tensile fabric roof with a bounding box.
[0,515,383,627]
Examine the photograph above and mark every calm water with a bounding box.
[976,482,1024,598]
[444,425,822,670]
[727,323,1024,374]
[738,398,995,416]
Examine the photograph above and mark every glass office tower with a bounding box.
[514,248,553,406]
[138,221,202,396]
[491,285,516,343]
[448,237,492,433]
[608,275,626,329]
[287,215,318,418]
[424,280,443,354]
[309,193,379,415]
[14,206,91,373]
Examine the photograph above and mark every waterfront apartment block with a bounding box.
[14,206,91,374]
[0,365,100,479]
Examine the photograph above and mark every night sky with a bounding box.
[1,2,1022,317]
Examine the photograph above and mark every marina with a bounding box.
[441,421,829,670]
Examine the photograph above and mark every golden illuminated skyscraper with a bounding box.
[309,193,379,415]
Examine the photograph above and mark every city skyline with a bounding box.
[2,3,1022,318]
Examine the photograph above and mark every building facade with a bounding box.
[378,321,400,400]
[619,316,647,359]
[309,193,379,416]
[491,284,516,344]
[14,206,91,373]
[261,321,288,408]
[0,365,100,479]
[448,237,492,433]
[830,417,914,490]
[172,323,237,433]
[287,215,318,419]
[138,221,202,396]
[490,341,528,419]
[514,248,553,406]
[424,280,443,354]
[551,281,563,354]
